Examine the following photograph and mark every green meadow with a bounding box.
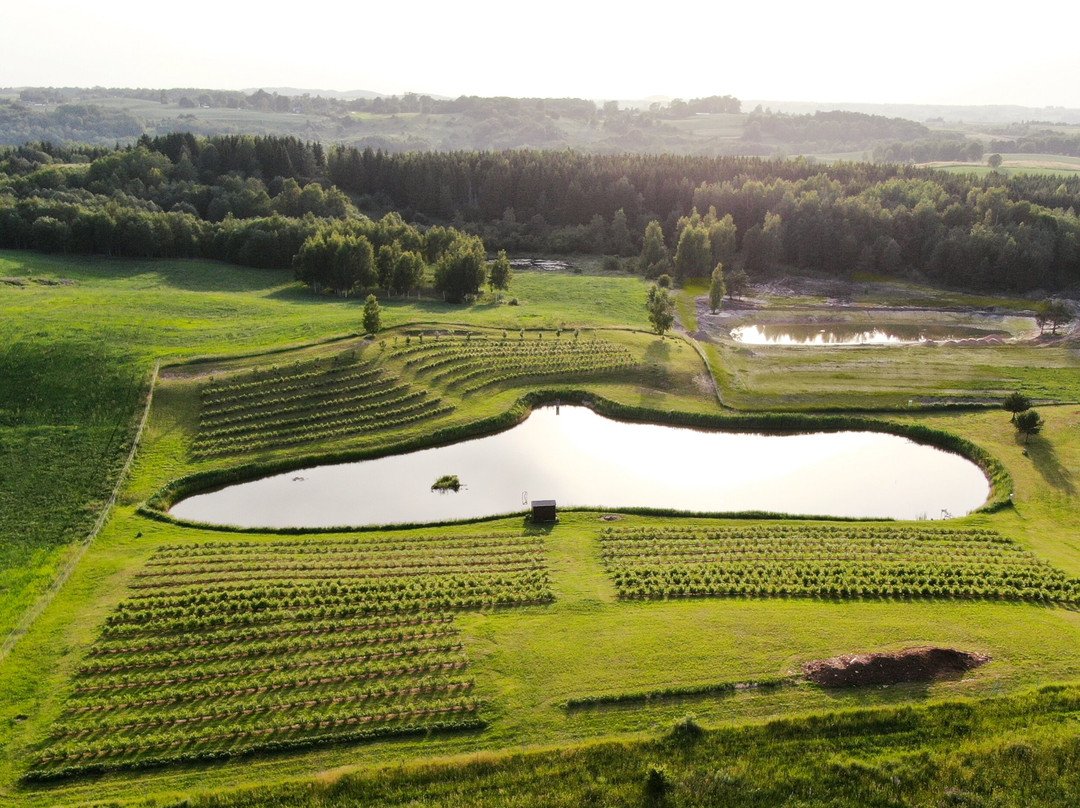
[2,249,1080,806]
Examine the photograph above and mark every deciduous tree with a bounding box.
[646,284,675,336]
[488,249,512,300]
[725,266,749,299]
[673,223,711,280]
[639,220,669,278]
[434,234,487,302]
[1035,299,1074,336]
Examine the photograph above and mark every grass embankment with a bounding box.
[112,684,1080,808]
[160,684,1080,807]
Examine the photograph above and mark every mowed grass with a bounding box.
[713,341,1080,410]
[0,252,655,360]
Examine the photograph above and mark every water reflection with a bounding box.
[731,324,1007,345]
[170,407,990,528]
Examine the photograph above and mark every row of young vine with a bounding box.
[25,532,552,781]
[388,336,637,393]
[599,526,1080,602]
[192,355,454,459]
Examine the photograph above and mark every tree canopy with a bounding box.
[646,285,675,336]
[434,234,487,303]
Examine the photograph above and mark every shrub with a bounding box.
[644,764,671,802]
[669,714,704,745]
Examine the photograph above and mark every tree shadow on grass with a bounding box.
[29,254,295,294]
[644,338,673,363]
[1021,434,1076,495]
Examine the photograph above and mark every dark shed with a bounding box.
[531,499,557,523]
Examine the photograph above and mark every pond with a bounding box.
[170,407,990,528]
[730,323,1012,345]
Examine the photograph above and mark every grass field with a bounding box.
[931,153,1080,176]
[3,250,1080,806]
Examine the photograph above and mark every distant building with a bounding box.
[531,500,557,523]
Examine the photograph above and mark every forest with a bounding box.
[3,134,1080,292]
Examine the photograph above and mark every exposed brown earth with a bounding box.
[802,646,990,687]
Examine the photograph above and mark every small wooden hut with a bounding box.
[531,499,557,523]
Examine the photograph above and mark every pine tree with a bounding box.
[709,263,726,313]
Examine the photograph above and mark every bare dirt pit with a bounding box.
[802,646,990,687]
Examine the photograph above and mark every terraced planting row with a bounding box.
[193,357,452,458]
[25,533,552,781]
[389,334,637,393]
[600,525,1080,602]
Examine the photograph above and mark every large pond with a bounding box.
[730,323,1011,345]
[170,407,990,528]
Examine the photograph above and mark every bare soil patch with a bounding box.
[802,646,989,687]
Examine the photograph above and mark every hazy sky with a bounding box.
[7,0,1080,108]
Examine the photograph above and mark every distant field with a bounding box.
[930,153,1080,176]
[664,113,746,139]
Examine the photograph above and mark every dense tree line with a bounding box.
[0,137,477,299]
[743,110,932,151]
[988,131,1080,158]
[4,135,1080,292]
[872,138,985,163]
[0,101,143,146]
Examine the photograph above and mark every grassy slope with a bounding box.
[3,251,1080,805]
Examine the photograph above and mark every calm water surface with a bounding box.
[731,323,1009,345]
[170,407,990,527]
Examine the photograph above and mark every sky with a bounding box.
[7,0,1080,109]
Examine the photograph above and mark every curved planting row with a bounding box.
[192,355,454,459]
[200,361,381,404]
[26,532,550,781]
[388,336,636,393]
[201,381,413,429]
[599,525,1080,603]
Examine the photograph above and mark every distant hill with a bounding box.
[1,86,1078,163]
[746,100,1080,126]
[244,87,419,101]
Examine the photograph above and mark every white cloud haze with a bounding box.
[7,0,1080,108]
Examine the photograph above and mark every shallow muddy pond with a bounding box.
[730,323,1011,345]
[170,407,990,528]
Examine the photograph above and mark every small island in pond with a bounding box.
[431,474,462,492]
